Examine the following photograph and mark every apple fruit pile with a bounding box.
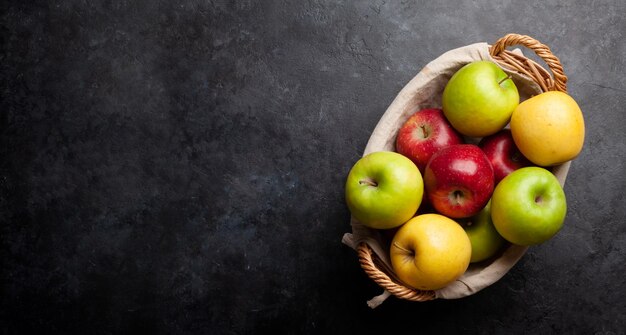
[345,60,585,291]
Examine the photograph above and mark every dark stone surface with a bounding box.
[1,1,625,334]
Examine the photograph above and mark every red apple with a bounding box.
[396,108,464,173]
[424,144,494,218]
[479,129,533,184]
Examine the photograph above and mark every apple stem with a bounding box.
[359,179,378,187]
[450,190,463,205]
[498,74,513,85]
[419,125,429,138]
[393,241,414,255]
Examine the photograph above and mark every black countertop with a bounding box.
[2,1,625,334]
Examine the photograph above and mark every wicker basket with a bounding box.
[348,33,571,305]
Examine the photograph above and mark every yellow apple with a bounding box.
[510,91,585,166]
[390,214,471,291]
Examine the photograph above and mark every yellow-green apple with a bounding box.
[491,167,567,245]
[424,144,494,218]
[345,151,423,229]
[391,214,471,290]
[442,61,519,137]
[511,91,585,166]
[395,108,464,173]
[459,200,506,263]
[479,129,533,184]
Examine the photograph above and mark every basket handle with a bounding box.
[357,243,435,302]
[489,33,567,92]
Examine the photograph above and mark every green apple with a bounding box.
[345,151,423,229]
[442,60,519,137]
[460,200,506,263]
[491,167,567,246]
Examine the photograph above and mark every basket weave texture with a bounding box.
[353,33,569,304]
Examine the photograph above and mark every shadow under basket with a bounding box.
[341,33,573,308]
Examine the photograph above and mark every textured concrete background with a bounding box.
[1,1,625,334]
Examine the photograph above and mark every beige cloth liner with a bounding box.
[341,42,571,307]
